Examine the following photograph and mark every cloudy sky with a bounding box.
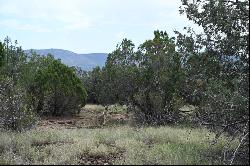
[0,0,202,53]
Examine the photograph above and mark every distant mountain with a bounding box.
[24,49,108,71]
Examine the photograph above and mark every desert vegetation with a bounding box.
[0,122,240,165]
[0,0,249,165]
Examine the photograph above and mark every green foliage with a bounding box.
[84,66,103,104]
[0,42,5,68]
[180,0,249,62]
[0,37,88,131]
[100,31,185,125]
[32,57,87,116]
[0,0,248,162]
[79,32,186,126]
[0,37,27,83]
[0,38,38,131]
[197,79,248,128]
[0,76,37,132]
[135,31,185,124]
[103,38,139,105]
[178,1,249,163]
[76,1,249,162]
[177,0,249,130]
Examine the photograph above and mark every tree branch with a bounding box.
[229,121,249,165]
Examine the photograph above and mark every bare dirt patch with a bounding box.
[78,152,124,165]
[37,106,130,130]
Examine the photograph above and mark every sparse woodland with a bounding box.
[0,0,249,165]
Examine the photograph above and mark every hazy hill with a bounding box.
[25,49,108,71]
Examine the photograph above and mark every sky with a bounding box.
[0,0,203,54]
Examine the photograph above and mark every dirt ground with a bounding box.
[37,107,130,130]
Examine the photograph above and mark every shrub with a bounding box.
[0,77,37,131]
[32,57,87,116]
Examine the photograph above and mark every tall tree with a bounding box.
[178,0,249,163]
[103,39,138,105]
[133,31,185,125]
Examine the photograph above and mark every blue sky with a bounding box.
[0,0,202,53]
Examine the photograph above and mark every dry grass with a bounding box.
[0,125,238,165]
[77,104,129,127]
[83,104,128,114]
[0,104,242,165]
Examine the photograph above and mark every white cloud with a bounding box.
[0,19,52,32]
[64,21,91,31]
[0,0,186,30]
[0,0,195,33]
[0,0,92,31]
[0,0,202,53]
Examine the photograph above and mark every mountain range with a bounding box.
[24,49,108,71]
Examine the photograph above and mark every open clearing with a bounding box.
[0,105,239,165]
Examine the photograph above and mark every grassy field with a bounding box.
[0,105,239,165]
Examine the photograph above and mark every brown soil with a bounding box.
[78,152,124,165]
[37,109,129,130]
